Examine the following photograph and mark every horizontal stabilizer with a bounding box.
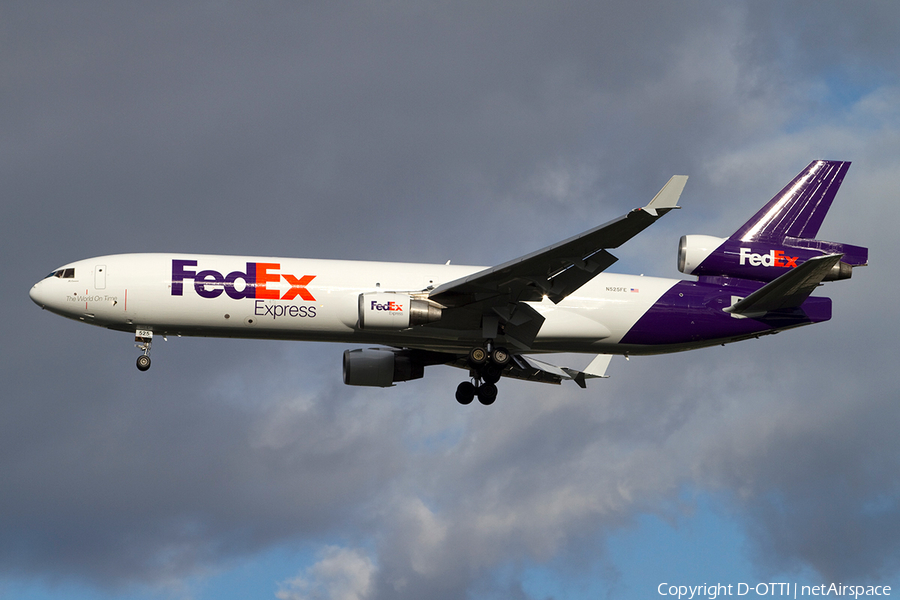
[504,354,612,388]
[563,353,612,388]
[724,254,843,318]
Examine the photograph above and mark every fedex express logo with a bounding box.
[738,248,799,268]
[370,300,403,312]
[171,260,316,301]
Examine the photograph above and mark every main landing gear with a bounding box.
[455,344,510,406]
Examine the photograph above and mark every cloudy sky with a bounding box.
[3,2,900,599]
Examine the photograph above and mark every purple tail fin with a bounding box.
[679,159,867,282]
[731,160,850,242]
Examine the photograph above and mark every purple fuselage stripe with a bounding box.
[620,280,831,346]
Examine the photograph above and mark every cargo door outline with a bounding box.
[95,265,106,290]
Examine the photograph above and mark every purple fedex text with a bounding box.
[171,259,317,301]
[172,260,258,299]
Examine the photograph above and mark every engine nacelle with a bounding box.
[358,293,442,330]
[342,348,425,387]
[678,235,857,282]
[678,235,726,275]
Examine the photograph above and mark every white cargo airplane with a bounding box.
[30,161,866,404]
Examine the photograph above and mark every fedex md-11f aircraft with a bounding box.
[30,160,867,405]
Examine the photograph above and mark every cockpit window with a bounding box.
[46,268,76,279]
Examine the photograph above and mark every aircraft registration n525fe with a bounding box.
[30,160,867,405]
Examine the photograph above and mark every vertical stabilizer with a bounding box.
[732,160,850,242]
[681,159,866,282]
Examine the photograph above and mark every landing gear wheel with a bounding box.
[477,382,498,405]
[136,354,151,371]
[455,381,476,405]
[481,363,502,385]
[491,347,510,365]
[468,347,487,365]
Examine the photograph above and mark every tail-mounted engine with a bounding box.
[677,235,727,276]
[677,235,863,282]
[357,292,442,330]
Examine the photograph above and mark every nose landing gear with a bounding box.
[456,344,509,405]
[136,353,151,371]
[135,329,153,371]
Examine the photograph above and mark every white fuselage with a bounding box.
[29,253,679,355]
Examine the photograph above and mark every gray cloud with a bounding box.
[2,1,899,598]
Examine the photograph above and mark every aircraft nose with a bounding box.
[29,279,50,308]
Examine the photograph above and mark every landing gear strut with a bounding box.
[456,344,509,405]
[135,329,152,371]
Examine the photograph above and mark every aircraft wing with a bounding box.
[724,253,843,318]
[427,175,687,348]
[429,175,687,307]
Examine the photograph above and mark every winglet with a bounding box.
[644,175,688,216]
